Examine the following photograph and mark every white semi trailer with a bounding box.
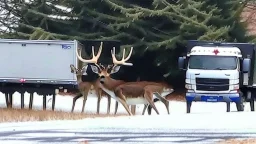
[0,39,81,110]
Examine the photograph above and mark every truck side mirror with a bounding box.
[178,57,186,70]
[243,58,251,73]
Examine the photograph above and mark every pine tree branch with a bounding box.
[198,26,231,41]
[83,7,127,22]
[147,35,181,49]
[104,0,136,13]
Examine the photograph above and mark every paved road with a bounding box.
[1,128,256,144]
[0,112,256,144]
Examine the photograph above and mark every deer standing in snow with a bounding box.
[70,42,112,114]
[82,46,173,116]
[141,82,173,115]
[114,81,174,115]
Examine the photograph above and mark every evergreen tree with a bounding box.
[0,0,252,83]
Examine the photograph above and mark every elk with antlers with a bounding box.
[85,46,173,116]
[70,42,112,114]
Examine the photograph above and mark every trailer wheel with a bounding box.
[226,102,230,112]
[186,101,192,113]
[236,98,244,112]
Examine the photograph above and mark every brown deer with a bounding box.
[71,42,112,114]
[70,65,112,114]
[70,64,93,113]
[141,82,174,115]
[114,81,174,115]
[86,46,173,116]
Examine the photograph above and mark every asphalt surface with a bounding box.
[0,112,256,144]
[1,128,256,144]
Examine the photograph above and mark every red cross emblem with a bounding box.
[213,49,219,55]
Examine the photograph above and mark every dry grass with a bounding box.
[78,140,89,144]
[219,138,256,144]
[0,108,126,123]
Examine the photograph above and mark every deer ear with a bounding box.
[90,65,99,73]
[111,65,121,74]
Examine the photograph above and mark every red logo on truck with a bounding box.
[213,49,219,55]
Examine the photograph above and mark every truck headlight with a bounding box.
[233,84,239,90]
[185,84,192,89]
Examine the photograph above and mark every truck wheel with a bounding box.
[246,91,254,111]
[186,101,192,113]
[226,102,230,112]
[236,98,244,112]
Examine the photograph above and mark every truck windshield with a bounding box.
[188,55,238,70]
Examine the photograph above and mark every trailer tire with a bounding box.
[186,101,192,113]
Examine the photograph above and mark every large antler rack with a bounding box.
[76,42,103,69]
[111,47,133,66]
[76,42,103,64]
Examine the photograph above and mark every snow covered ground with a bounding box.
[0,90,254,114]
[0,91,256,144]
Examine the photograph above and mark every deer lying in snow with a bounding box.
[70,42,112,114]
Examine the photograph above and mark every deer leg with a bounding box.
[118,98,133,116]
[164,101,170,114]
[81,91,88,113]
[148,105,152,115]
[142,104,148,115]
[96,95,102,114]
[115,90,132,116]
[147,99,160,115]
[147,98,159,115]
[114,101,119,115]
[107,95,111,114]
[71,93,83,112]
[144,91,159,115]
[153,93,170,114]
[115,89,133,116]
[131,105,136,115]
[96,90,102,114]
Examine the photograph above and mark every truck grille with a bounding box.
[196,78,229,91]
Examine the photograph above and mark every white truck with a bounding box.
[178,40,255,113]
[0,39,81,110]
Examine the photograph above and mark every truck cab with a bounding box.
[178,40,253,113]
